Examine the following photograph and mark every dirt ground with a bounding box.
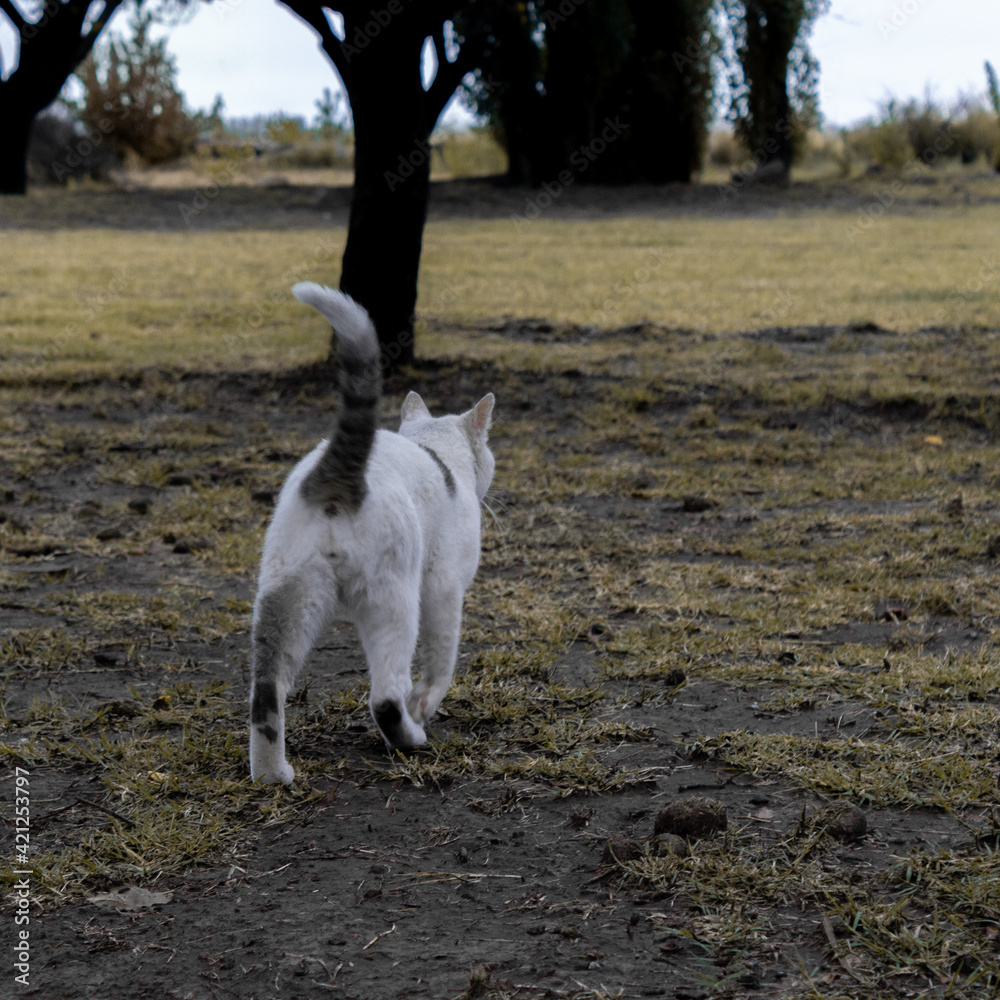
[3,181,1000,1000]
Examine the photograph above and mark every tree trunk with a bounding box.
[739,0,798,185]
[0,0,124,195]
[0,102,34,195]
[337,22,430,370]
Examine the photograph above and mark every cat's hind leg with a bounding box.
[407,587,463,727]
[249,574,331,784]
[355,593,427,750]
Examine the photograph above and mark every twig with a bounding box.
[362,923,396,950]
[37,796,135,829]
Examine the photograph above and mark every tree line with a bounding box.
[0,0,829,368]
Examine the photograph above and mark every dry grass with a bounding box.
[3,194,1000,381]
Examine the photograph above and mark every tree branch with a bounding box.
[0,0,28,35]
[73,0,126,68]
[426,28,476,125]
[277,1,353,95]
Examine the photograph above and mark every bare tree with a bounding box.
[0,0,125,194]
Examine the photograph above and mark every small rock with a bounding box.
[600,835,643,867]
[653,796,728,840]
[682,494,717,513]
[97,698,138,716]
[128,499,151,515]
[662,667,686,689]
[648,833,688,858]
[941,494,963,517]
[817,801,867,841]
[172,537,210,554]
[96,526,123,541]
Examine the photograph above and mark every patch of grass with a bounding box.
[694,731,996,810]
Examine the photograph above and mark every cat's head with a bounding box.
[400,391,496,499]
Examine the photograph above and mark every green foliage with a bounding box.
[313,86,351,136]
[71,8,198,165]
[845,96,999,171]
[265,115,305,145]
[458,0,719,184]
[985,61,1000,169]
[986,61,1000,118]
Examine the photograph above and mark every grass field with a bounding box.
[4,207,1000,380]
[3,175,1000,999]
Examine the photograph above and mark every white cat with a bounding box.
[248,282,496,785]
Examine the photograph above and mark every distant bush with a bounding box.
[846,101,913,171]
[72,9,199,166]
[433,129,507,178]
[265,116,306,146]
[795,129,847,173]
[841,94,1000,172]
[952,107,999,165]
[264,139,353,170]
[898,98,954,162]
[27,109,120,185]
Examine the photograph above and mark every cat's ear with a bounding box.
[401,391,431,423]
[467,393,494,438]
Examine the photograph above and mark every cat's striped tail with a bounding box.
[291,282,381,515]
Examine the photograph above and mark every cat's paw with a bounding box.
[374,698,426,749]
[252,759,295,785]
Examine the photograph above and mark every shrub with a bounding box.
[952,107,999,165]
[72,9,199,165]
[27,109,120,185]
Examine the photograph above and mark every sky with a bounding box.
[2,0,999,129]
